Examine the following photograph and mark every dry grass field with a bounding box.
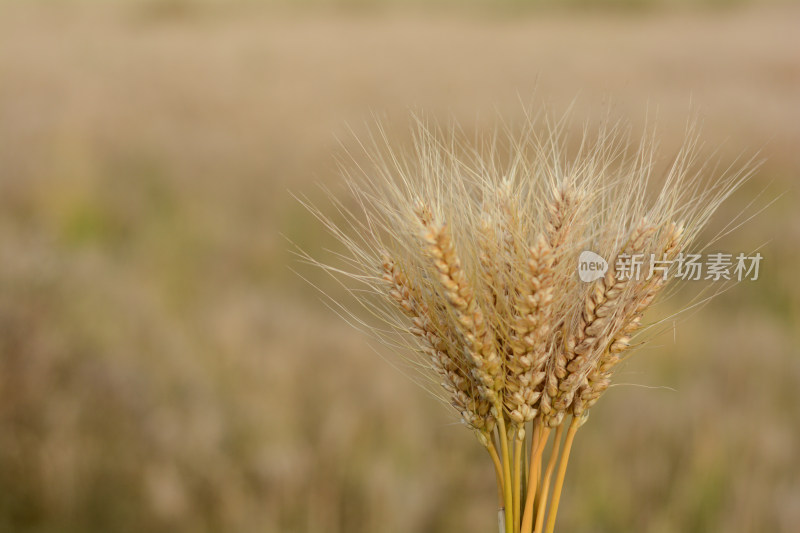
[0,1,798,532]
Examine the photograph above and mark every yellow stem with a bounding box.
[523,424,533,491]
[513,434,523,533]
[529,423,540,503]
[494,403,514,533]
[486,439,505,506]
[520,424,550,533]
[544,418,581,533]
[534,423,564,533]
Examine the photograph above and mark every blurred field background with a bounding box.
[0,0,798,532]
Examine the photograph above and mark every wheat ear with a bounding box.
[574,221,685,415]
[505,235,555,429]
[543,221,656,427]
[382,255,494,431]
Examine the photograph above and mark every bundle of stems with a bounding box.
[301,111,754,532]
